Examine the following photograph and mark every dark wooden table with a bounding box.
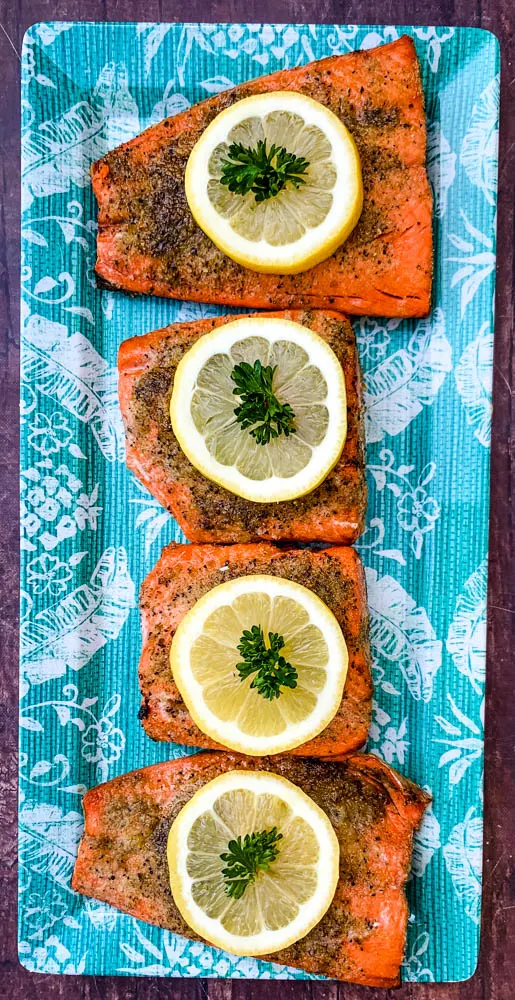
[1,2,513,998]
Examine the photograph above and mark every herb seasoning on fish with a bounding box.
[236,625,298,699]
[231,359,296,445]
[220,140,310,202]
[221,827,283,898]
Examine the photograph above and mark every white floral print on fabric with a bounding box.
[19,801,84,892]
[443,807,483,924]
[402,932,435,982]
[21,62,139,209]
[27,553,73,595]
[368,702,409,765]
[411,791,441,878]
[21,547,135,685]
[368,451,440,560]
[22,313,125,463]
[364,310,452,445]
[21,462,101,552]
[130,480,178,554]
[355,317,402,363]
[19,935,87,975]
[411,25,455,72]
[81,699,125,774]
[366,568,442,702]
[427,121,456,218]
[28,412,73,454]
[447,560,488,692]
[20,687,126,783]
[434,695,484,788]
[455,324,493,447]
[460,75,500,206]
[447,211,496,317]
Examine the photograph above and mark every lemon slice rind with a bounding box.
[185,91,363,274]
[170,574,348,755]
[167,769,340,956]
[170,316,347,503]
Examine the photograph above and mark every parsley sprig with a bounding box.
[220,140,310,203]
[236,625,298,700]
[221,827,283,899]
[231,360,296,446]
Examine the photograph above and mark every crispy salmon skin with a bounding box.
[72,751,429,986]
[118,309,366,544]
[93,36,432,317]
[138,541,372,756]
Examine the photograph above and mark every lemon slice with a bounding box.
[170,316,347,503]
[167,769,340,956]
[170,574,348,755]
[185,91,363,273]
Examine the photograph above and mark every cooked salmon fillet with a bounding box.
[92,36,432,317]
[138,541,372,756]
[72,751,429,986]
[118,309,366,544]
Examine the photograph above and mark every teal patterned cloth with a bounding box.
[19,23,499,982]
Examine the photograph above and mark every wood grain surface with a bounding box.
[0,2,513,998]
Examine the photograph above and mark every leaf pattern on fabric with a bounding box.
[460,75,500,206]
[447,212,495,317]
[19,802,84,891]
[402,932,435,982]
[130,480,182,553]
[446,560,487,692]
[22,314,125,462]
[443,808,482,924]
[148,84,190,126]
[84,898,119,931]
[366,569,442,702]
[21,547,135,684]
[22,62,139,209]
[434,694,483,786]
[200,76,235,93]
[136,24,174,74]
[116,919,316,979]
[364,309,452,443]
[19,933,87,975]
[455,323,493,447]
[427,121,456,218]
[412,791,441,877]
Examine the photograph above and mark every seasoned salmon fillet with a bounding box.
[93,36,432,317]
[118,309,366,544]
[138,542,372,756]
[72,751,429,986]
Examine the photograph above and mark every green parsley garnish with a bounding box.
[236,624,298,700]
[220,140,310,203]
[231,360,296,446]
[220,827,283,899]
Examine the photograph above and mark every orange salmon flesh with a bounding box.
[93,36,432,317]
[72,751,429,986]
[118,309,367,544]
[138,541,372,756]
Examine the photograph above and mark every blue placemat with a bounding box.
[19,22,499,982]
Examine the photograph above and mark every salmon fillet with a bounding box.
[93,36,432,318]
[118,309,366,544]
[72,751,429,986]
[138,542,372,756]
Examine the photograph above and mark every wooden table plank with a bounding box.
[0,3,513,998]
